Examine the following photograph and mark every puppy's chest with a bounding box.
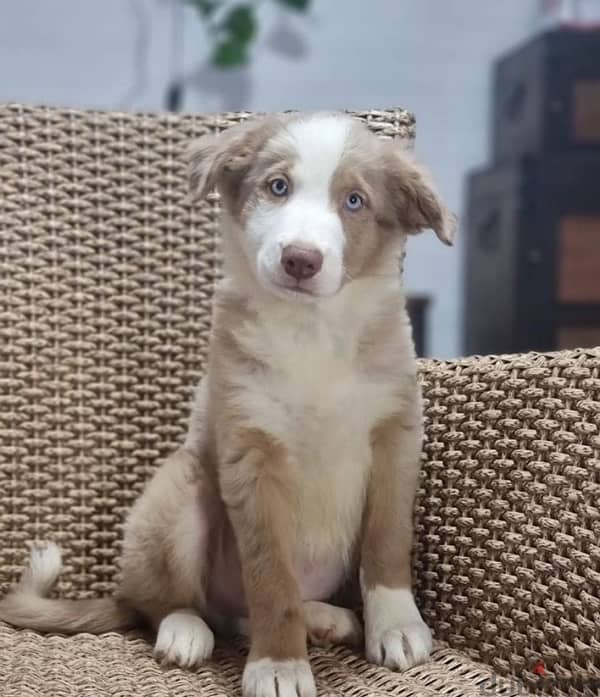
[236,314,397,453]
[234,312,400,551]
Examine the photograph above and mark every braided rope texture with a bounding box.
[415,349,600,697]
[0,631,529,697]
[0,102,415,596]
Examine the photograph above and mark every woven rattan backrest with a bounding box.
[0,103,415,596]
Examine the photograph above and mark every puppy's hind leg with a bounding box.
[303,601,363,648]
[154,609,215,669]
[150,498,216,669]
[121,446,217,669]
[233,601,363,648]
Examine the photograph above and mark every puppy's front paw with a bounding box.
[154,610,215,669]
[366,620,432,670]
[364,587,432,671]
[242,658,316,697]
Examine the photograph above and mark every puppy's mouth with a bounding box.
[256,260,342,300]
[272,281,317,297]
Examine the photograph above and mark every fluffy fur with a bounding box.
[0,111,455,697]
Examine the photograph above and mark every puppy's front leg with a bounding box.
[361,412,433,671]
[220,428,316,697]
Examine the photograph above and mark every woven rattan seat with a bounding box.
[1,103,598,696]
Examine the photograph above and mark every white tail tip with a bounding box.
[20,542,62,597]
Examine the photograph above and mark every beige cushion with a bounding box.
[0,626,534,696]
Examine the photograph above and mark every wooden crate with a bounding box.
[464,154,600,355]
[492,28,600,162]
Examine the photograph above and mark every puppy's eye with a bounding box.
[345,192,364,211]
[269,177,289,197]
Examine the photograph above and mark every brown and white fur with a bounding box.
[0,112,455,697]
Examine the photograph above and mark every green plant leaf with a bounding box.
[222,5,256,43]
[213,38,248,67]
[187,0,220,18]
[275,0,310,10]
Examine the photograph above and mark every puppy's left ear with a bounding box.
[385,147,457,246]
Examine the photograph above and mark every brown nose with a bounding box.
[281,245,323,281]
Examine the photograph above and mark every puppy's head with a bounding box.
[187,112,455,301]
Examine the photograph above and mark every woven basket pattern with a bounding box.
[0,630,530,697]
[0,104,597,697]
[0,102,415,597]
[415,349,600,696]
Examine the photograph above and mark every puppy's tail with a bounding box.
[0,543,138,634]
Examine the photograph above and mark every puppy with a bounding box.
[0,111,455,697]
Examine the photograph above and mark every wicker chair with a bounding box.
[0,103,598,697]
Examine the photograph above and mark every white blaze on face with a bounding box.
[245,114,353,299]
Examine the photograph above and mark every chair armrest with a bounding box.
[414,348,600,695]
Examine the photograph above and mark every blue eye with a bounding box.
[345,192,363,211]
[269,178,289,197]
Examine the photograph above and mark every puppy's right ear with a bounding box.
[186,132,222,202]
[186,115,282,203]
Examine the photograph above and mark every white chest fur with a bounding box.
[229,280,404,564]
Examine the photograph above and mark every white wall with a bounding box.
[0,0,539,356]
